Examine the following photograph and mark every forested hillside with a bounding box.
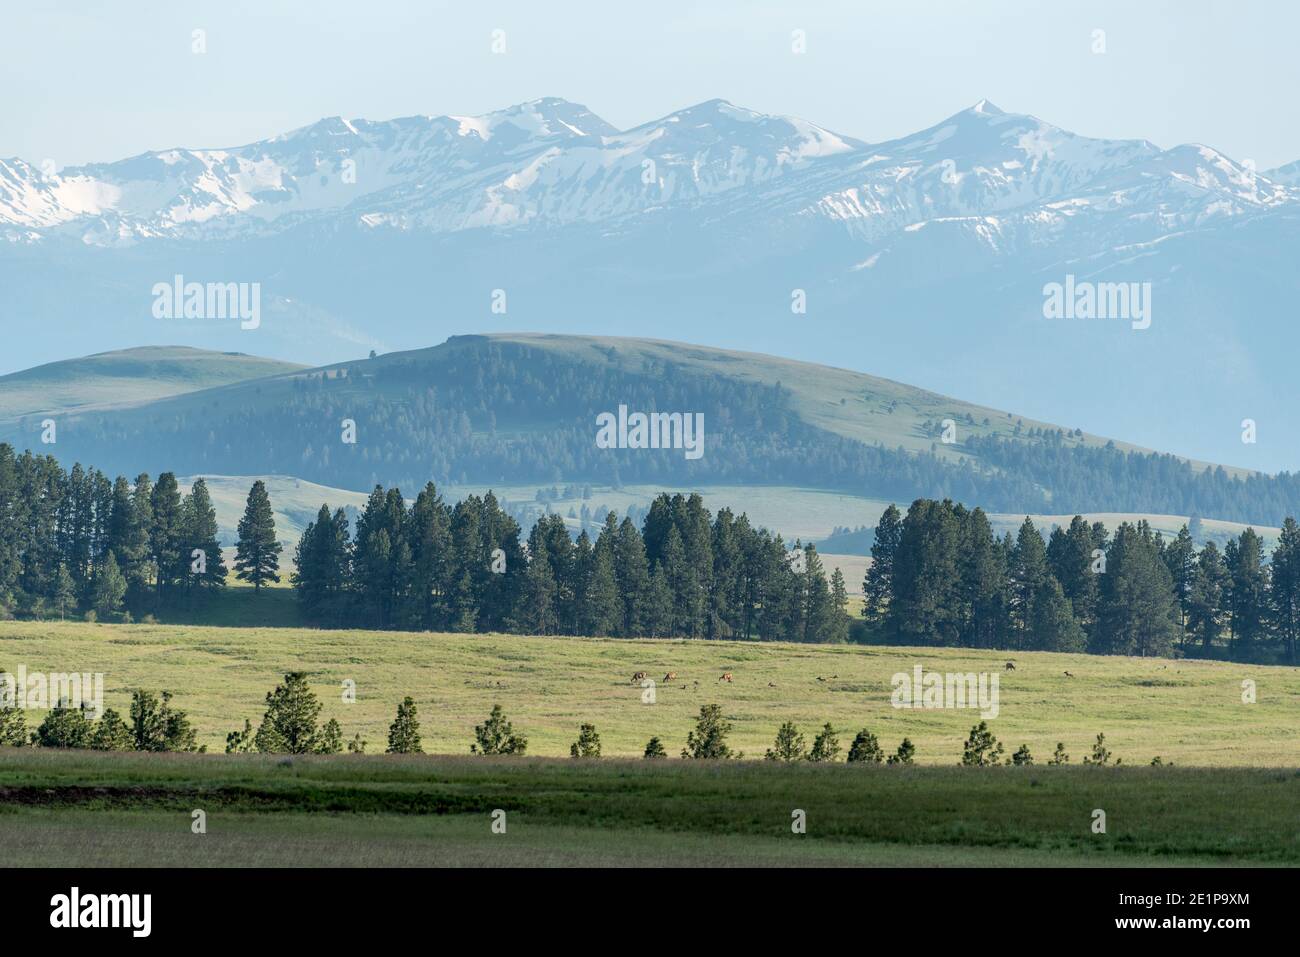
[3,335,1298,525]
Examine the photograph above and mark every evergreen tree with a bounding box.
[887,738,916,765]
[226,719,255,754]
[801,546,834,643]
[959,507,1009,648]
[613,516,649,636]
[52,562,76,620]
[149,472,185,604]
[960,721,1005,766]
[0,677,27,746]
[643,736,667,759]
[847,729,883,763]
[93,551,127,618]
[386,696,423,753]
[1009,517,1048,647]
[681,703,733,759]
[407,482,453,630]
[1010,744,1034,766]
[886,500,963,645]
[827,567,851,643]
[181,478,227,596]
[569,722,601,758]
[581,540,621,636]
[1225,528,1269,658]
[471,704,527,755]
[1164,525,1196,635]
[119,474,154,608]
[863,503,902,627]
[658,525,692,637]
[1269,517,1300,665]
[234,479,282,592]
[253,672,322,754]
[315,718,344,754]
[765,720,806,761]
[292,505,352,626]
[1187,541,1228,653]
[642,565,674,638]
[130,690,197,752]
[1046,515,1101,638]
[37,704,92,748]
[1094,522,1179,657]
[1083,732,1112,765]
[89,708,133,751]
[1028,576,1086,652]
[807,722,841,762]
[519,544,558,634]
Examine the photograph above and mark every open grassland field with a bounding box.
[0,751,1295,866]
[2,619,1296,766]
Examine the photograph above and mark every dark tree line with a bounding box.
[969,431,1300,527]
[5,439,1297,663]
[863,499,1299,664]
[0,443,280,621]
[294,484,852,643]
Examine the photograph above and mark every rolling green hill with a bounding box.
[1,334,1291,526]
[486,333,1159,466]
[0,346,304,423]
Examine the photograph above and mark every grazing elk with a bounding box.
[663,672,678,682]
[1005,661,1016,671]
[719,672,734,683]
[631,671,649,684]
[1063,671,1074,678]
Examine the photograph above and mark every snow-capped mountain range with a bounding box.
[3,97,1300,474]
[2,96,1294,246]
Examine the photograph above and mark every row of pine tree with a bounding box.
[863,500,1298,664]
[4,440,1296,663]
[294,483,851,642]
[0,444,279,621]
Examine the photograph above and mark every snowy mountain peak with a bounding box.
[1,98,1293,247]
[461,97,618,142]
[969,98,1006,116]
[276,115,362,142]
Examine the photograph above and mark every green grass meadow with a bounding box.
[0,751,1296,867]
[2,616,1296,764]
[2,614,1296,866]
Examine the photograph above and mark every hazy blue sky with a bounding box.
[4,0,1297,169]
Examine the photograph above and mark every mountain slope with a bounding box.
[0,346,304,422]
[1,334,1293,527]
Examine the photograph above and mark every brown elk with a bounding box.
[1005,661,1016,671]
[719,672,733,683]
[631,671,649,684]
[663,672,678,682]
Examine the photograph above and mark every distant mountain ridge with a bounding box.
[3,97,1299,472]
[3,97,1292,244]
